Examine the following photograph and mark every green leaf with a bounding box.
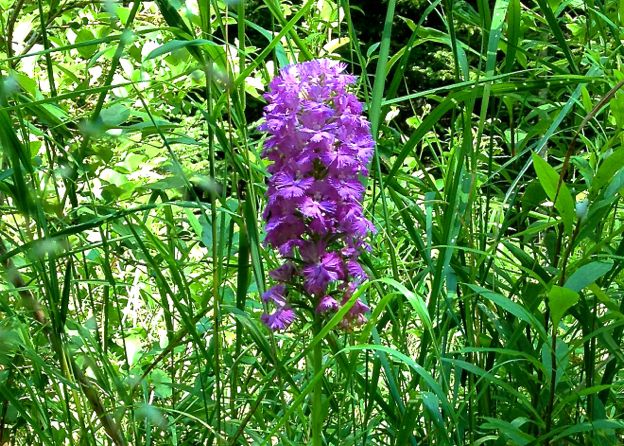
[122,120,179,136]
[100,168,128,187]
[116,6,131,24]
[541,339,569,386]
[481,417,535,445]
[75,28,98,59]
[532,154,575,234]
[592,148,624,194]
[146,175,187,190]
[100,104,130,128]
[587,283,622,314]
[609,90,624,129]
[533,0,578,73]
[11,71,38,96]
[548,285,579,326]
[564,260,613,292]
[551,420,624,442]
[485,0,510,75]
[421,391,444,429]
[342,344,449,412]
[378,277,432,331]
[150,369,172,399]
[198,215,213,248]
[135,404,167,430]
[504,0,520,73]
[468,285,547,340]
[145,39,219,60]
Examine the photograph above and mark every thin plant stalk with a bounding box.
[312,315,324,446]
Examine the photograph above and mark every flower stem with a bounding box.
[312,315,323,446]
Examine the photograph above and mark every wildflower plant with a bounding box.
[259,59,375,331]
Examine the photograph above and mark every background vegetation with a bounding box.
[1,0,623,444]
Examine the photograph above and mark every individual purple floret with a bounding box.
[258,59,375,331]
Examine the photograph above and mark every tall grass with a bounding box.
[0,0,623,444]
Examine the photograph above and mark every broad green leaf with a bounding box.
[532,154,575,234]
[116,6,131,24]
[481,417,535,445]
[198,215,213,248]
[551,420,624,442]
[100,104,130,127]
[145,39,219,60]
[150,369,172,399]
[421,391,444,429]
[548,285,579,326]
[610,90,624,129]
[100,168,128,187]
[11,71,38,96]
[75,28,98,59]
[541,339,569,386]
[184,208,203,240]
[564,260,613,292]
[592,148,624,194]
[145,175,187,190]
[605,169,624,198]
[39,103,69,122]
[122,120,179,136]
[135,404,167,430]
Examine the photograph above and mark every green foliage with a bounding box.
[1,0,623,444]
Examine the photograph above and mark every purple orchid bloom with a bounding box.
[259,59,375,330]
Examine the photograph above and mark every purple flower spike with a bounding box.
[316,295,340,314]
[269,263,296,282]
[349,299,370,318]
[262,285,287,306]
[259,59,375,331]
[261,307,296,331]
